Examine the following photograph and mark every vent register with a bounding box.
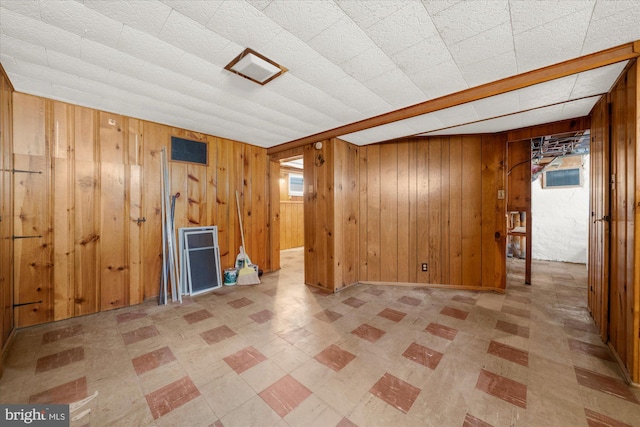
[224,48,287,85]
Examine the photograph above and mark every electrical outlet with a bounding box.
[497,189,505,200]
[421,263,428,272]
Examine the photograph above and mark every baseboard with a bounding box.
[358,281,505,293]
[0,327,17,380]
[607,342,640,388]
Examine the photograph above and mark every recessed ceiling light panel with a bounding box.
[224,48,287,85]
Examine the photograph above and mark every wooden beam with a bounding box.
[268,41,639,155]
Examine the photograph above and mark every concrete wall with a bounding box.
[531,155,589,264]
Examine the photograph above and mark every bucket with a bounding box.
[223,268,238,286]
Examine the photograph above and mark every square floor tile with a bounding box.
[501,305,530,319]
[314,309,343,323]
[314,344,357,372]
[228,297,254,309]
[402,342,443,370]
[41,325,83,344]
[440,306,468,320]
[369,372,420,414]
[452,295,476,305]
[224,346,267,374]
[568,339,613,361]
[574,367,640,404]
[132,346,177,375]
[487,341,528,367]
[250,309,275,324]
[183,309,213,325]
[463,413,493,427]
[122,325,160,345]
[278,327,312,345]
[29,377,87,404]
[584,408,632,427]
[145,376,201,420]
[425,323,458,341]
[342,297,366,308]
[336,417,358,427]
[398,296,421,306]
[377,308,407,323]
[116,311,148,324]
[259,374,312,417]
[364,288,384,296]
[351,324,386,343]
[35,347,85,373]
[475,369,527,409]
[201,325,236,345]
[495,320,530,338]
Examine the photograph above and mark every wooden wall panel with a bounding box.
[74,160,100,316]
[0,66,14,363]
[280,202,303,249]
[334,139,358,289]
[13,154,52,327]
[357,135,506,290]
[10,92,271,328]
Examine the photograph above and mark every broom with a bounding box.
[235,191,260,285]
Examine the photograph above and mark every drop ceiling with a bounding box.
[0,0,639,149]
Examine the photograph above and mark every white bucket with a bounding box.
[223,268,238,286]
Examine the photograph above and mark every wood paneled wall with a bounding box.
[358,135,506,289]
[11,93,271,328]
[589,61,640,383]
[0,66,14,375]
[280,202,303,250]
[304,138,359,291]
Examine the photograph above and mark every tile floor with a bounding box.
[1,248,639,426]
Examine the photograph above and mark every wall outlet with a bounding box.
[421,263,428,272]
[498,189,505,199]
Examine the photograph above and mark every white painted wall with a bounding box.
[531,155,589,264]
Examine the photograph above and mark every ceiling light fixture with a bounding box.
[224,48,287,85]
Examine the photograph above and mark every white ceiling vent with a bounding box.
[224,48,287,85]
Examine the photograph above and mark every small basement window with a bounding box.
[288,173,304,197]
[542,168,582,188]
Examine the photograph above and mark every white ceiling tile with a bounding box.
[431,1,510,45]
[0,53,19,74]
[260,30,322,72]
[84,0,172,36]
[391,36,452,75]
[159,0,223,26]
[570,61,628,99]
[510,0,595,35]
[518,75,577,110]
[322,75,391,116]
[13,58,79,89]
[136,61,193,93]
[421,0,462,15]
[409,59,468,99]
[0,33,48,66]
[363,69,427,108]
[0,7,82,57]
[263,0,345,42]
[207,1,283,51]
[340,47,397,82]
[394,112,445,134]
[341,120,417,145]
[308,16,374,66]
[472,91,520,121]
[336,0,407,29]
[0,0,40,19]
[582,1,640,54]
[432,103,479,128]
[514,6,593,73]
[46,50,110,82]
[4,73,53,95]
[561,96,599,118]
[447,22,513,67]
[39,0,123,48]
[458,50,518,87]
[80,38,145,78]
[365,2,438,56]
[167,52,228,87]
[51,83,102,107]
[117,25,185,70]
[158,10,231,64]
[245,0,273,12]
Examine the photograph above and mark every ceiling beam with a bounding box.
[268,40,640,155]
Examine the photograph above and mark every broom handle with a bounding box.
[235,191,249,263]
